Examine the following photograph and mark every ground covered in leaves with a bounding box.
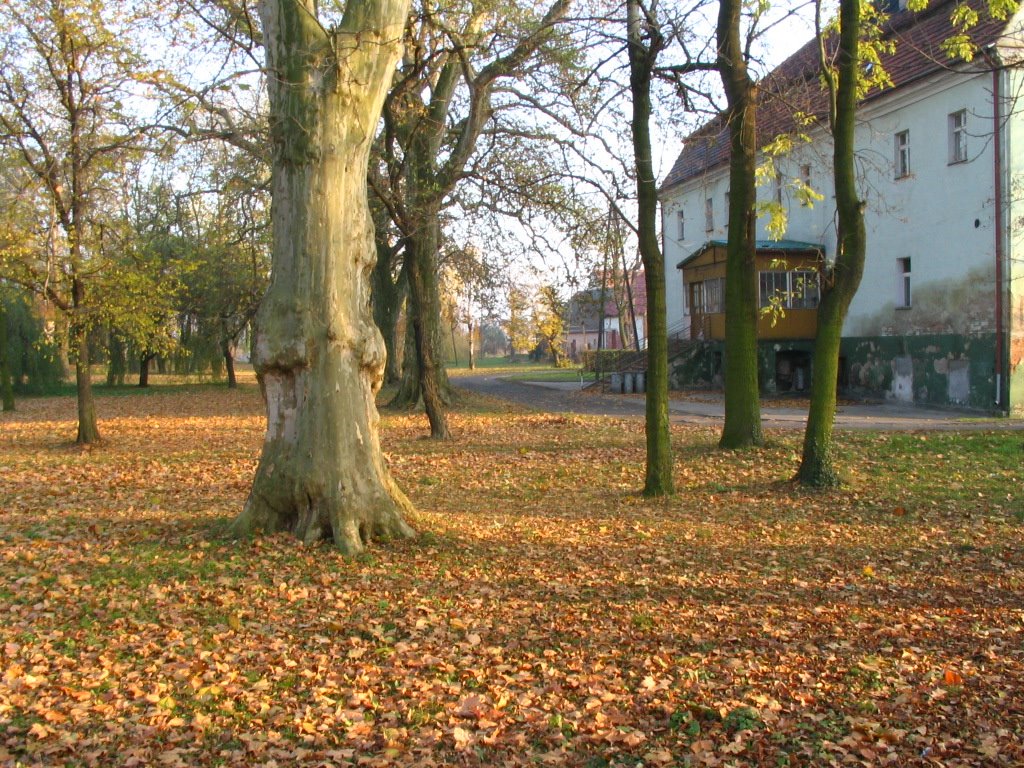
[1,380,1022,767]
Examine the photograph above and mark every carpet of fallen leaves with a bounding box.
[1,381,1022,768]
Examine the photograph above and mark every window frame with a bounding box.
[759,269,821,310]
[677,208,685,240]
[894,130,910,179]
[704,277,725,314]
[704,197,714,232]
[897,257,912,309]
[949,109,967,164]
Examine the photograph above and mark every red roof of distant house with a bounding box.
[602,271,647,317]
[660,0,1015,193]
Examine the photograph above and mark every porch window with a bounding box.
[760,270,820,309]
[704,277,725,313]
[690,282,705,315]
[790,270,819,308]
[759,271,789,309]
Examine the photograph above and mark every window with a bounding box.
[949,110,967,163]
[774,171,783,205]
[705,197,714,232]
[690,282,705,315]
[677,209,685,239]
[790,270,820,308]
[704,277,725,313]
[690,278,725,314]
[897,257,912,308]
[759,271,789,309]
[759,270,821,309]
[724,192,730,231]
[894,130,910,179]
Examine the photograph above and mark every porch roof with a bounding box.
[676,239,825,270]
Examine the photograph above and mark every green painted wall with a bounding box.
[670,333,1003,412]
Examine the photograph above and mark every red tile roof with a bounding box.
[660,0,1016,193]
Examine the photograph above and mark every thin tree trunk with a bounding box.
[627,0,673,496]
[223,340,237,388]
[717,0,763,449]
[798,0,866,486]
[371,242,406,385]
[106,331,126,387]
[0,302,14,411]
[139,353,155,387]
[73,322,100,444]
[405,215,451,439]
[468,318,476,370]
[390,326,421,407]
[233,0,414,553]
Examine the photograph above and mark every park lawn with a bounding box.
[0,385,1021,767]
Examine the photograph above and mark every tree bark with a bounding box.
[627,0,674,496]
[233,0,415,553]
[106,331,126,387]
[0,302,14,411]
[717,0,763,449]
[404,212,451,438]
[371,238,406,385]
[798,0,866,486]
[223,339,237,388]
[390,326,421,407]
[139,352,155,387]
[73,321,100,444]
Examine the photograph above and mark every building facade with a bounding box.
[659,0,1024,413]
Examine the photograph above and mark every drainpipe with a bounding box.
[993,66,1005,409]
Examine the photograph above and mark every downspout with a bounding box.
[993,66,1005,408]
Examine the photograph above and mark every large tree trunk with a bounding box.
[717,0,763,449]
[626,0,673,496]
[798,0,866,486]
[233,0,414,553]
[404,213,452,439]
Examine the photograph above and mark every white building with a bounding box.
[659,0,1024,413]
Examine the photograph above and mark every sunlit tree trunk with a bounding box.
[717,0,763,449]
[798,0,866,486]
[232,0,415,553]
[626,0,673,496]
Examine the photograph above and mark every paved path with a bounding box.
[455,374,1024,431]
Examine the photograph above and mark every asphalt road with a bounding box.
[454,373,1024,431]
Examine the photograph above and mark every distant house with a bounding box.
[565,271,648,361]
[659,0,1024,412]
